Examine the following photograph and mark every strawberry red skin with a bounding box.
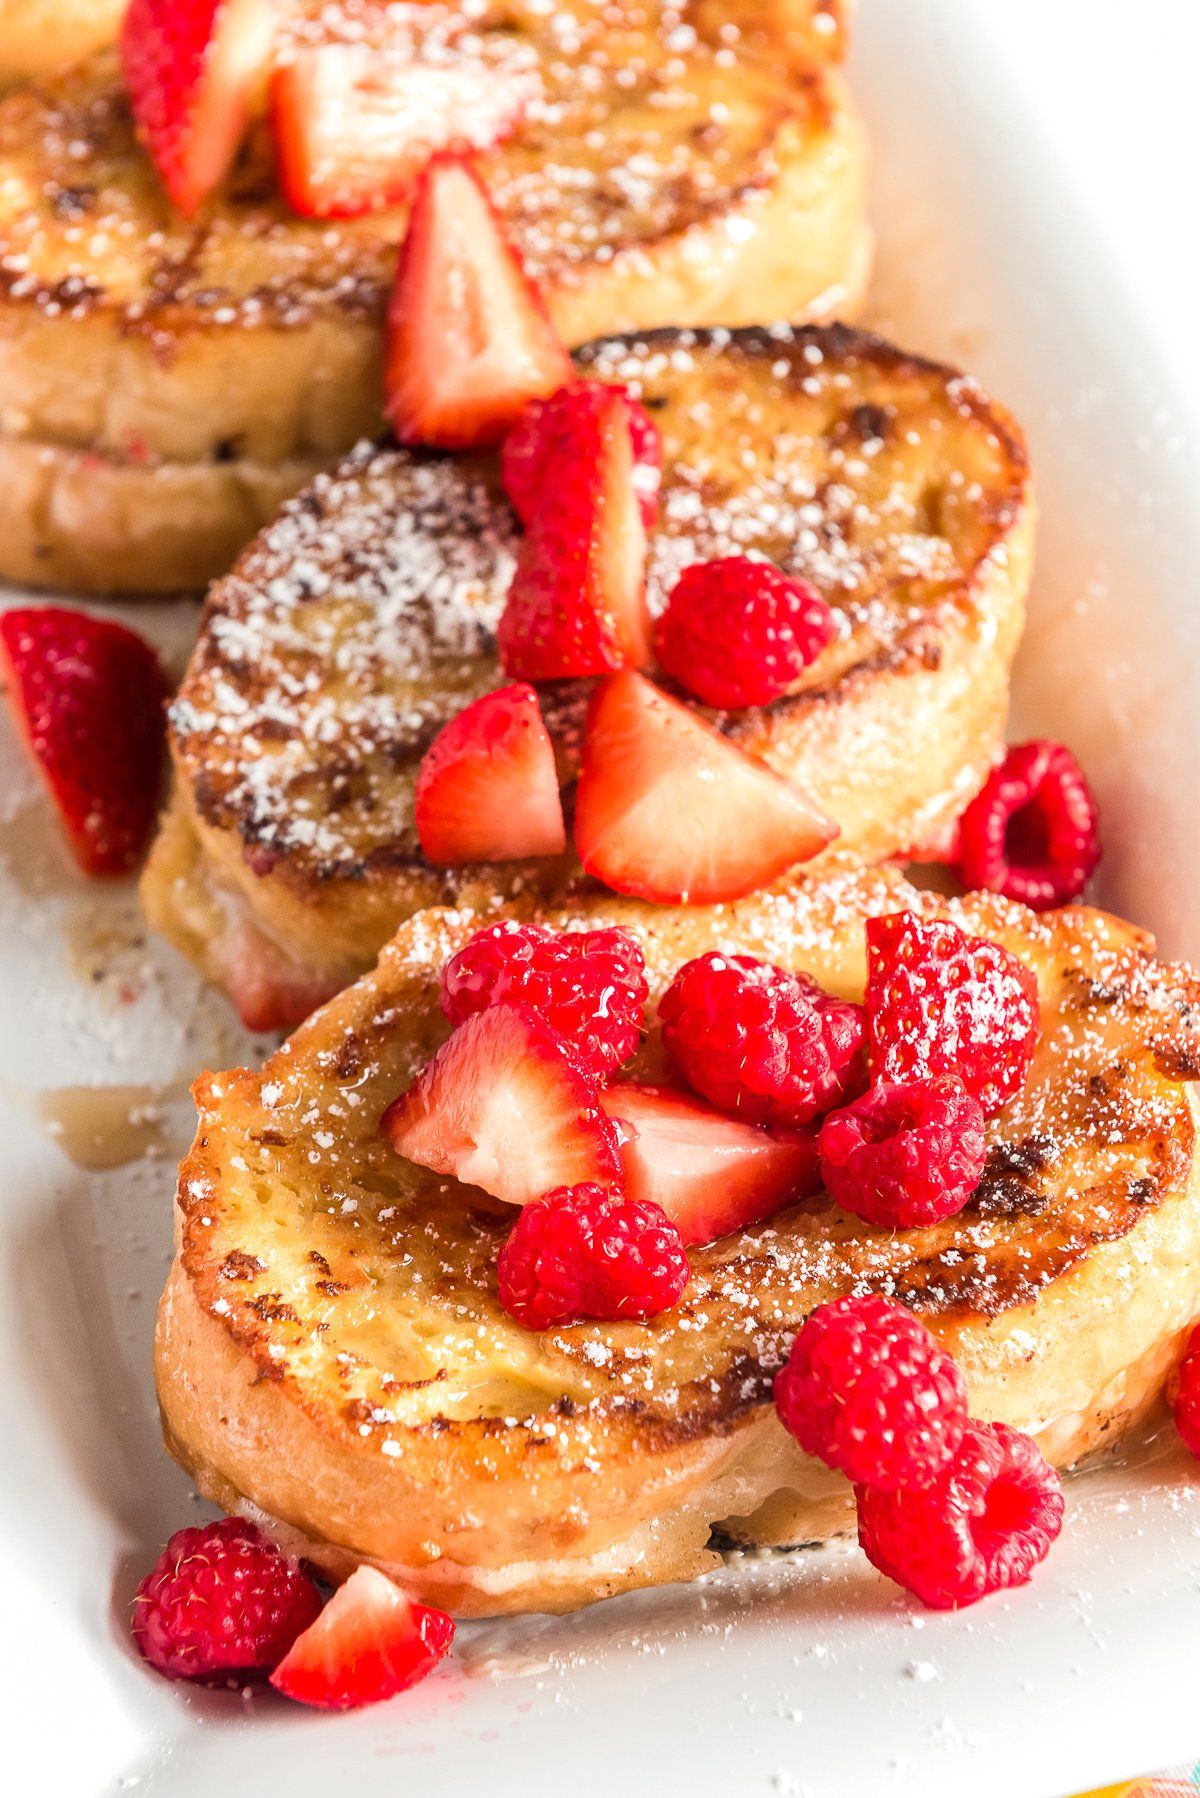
[122,0,275,215]
[414,682,566,867]
[270,1566,454,1711]
[385,156,573,450]
[0,606,168,877]
[497,384,651,680]
[574,671,838,905]
[271,45,530,221]
[600,1083,819,1245]
[503,382,663,531]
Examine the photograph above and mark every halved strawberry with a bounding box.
[574,671,838,905]
[0,606,168,877]
[122,0,275,215]
[381,1003,622,1207]
[600,1084,819,1246]
[497,385,651,680]
[272,45,531,220]
[414,683,565,867]
[502,382,663,531]
[270,1566,453,1711]
[385,157,573,450]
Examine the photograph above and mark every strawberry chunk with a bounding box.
[272,44,530,220]
[600,1084,819,1246]
[270,1566,453,1711]
[573,671,838,905]
[385,157,573,450]
[497,384,651,680]
[414,683,565,867]
[502,381,663,532]
[122,0,275,215]
[381,1003,622,1207]
[0,606,167,877]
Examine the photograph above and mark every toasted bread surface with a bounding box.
[0,0,127,88]
[0,2,868,590]
[142,324,1034,1018]
[156,865,1200,1613]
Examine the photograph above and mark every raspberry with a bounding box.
[133,1518,323,1681]
[497,1182,690,1329]
[817,1077,986,1229]
[658,952,865,1129]
[865,911,1040,1117]
[441,921,648,1077]
[653,556,837,710]
[956,740,1101,911]
[774,1295,968,1490]
[856,1419,1064,1609]
[1172,1322,1200,1458]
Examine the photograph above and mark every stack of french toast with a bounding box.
[3,0,1199,1703]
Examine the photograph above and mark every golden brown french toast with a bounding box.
[155,864,1200,1616]
[0,0,128,87]
[141,324,1034,1029]
[0,0,869,593]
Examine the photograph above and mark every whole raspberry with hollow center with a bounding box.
[653,556,837,710]
[817,1077,986,1229]
[659,952,865,1129]
[133,1518,323,1681]
[775,1295,968,1491]
[497,1182,690,1330]
[956,739,1101,911]
[865,910,1040,1117]
[1172,1322,1200,1458]
[856,1419,1064,1609]
[441,921,648,1078]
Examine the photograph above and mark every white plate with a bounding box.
[5,4,1200,1794]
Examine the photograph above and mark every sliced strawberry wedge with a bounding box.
[122,0,275,215]
[381,1003,622,1207]
[414,683,565,867]
[385,157,573,450]
[270,1566,453,1712]
[502,381,663,532]
[0,606,168,877]
[272,45,531,220]
[600,1084,819,1246]
[574,672,838,905]
[497,384,651,680]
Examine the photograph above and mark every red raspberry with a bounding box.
[817,1077,986,1229]
[775,1296,968,1490]
[1172,1322,1200,1458]
[133,1518,323,1681]
[856,1419,1064,1609]
[654,556,836,710]
[441,921,648,1078]
[497,1182,690,1329]
[502,380,662,529]
[865,911,1040,1117]
[658,952,865,1129]
[956,740,1101,911]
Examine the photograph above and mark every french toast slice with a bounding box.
[0,0,127,88]
[142,323,1035,1029]
[0,0,869,594]
[155,865,1200,1616]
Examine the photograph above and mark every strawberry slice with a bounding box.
[270,1566,453,1711]
[600,1084,820,1246]
[381,1002,622,1207]
[272,45,531,220]
[122,0,275,215]
[385,157,573,450]
[497,385,651,680]
[414,683,565,867]
[574,671,838,905]
[0,606,167,877]
[503,382,663,531]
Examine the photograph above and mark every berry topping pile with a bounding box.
[497,1182,690,1329]
[659,952,865,1128]
[956,739,1102,910]
[817,1076,986,1229]
[654,556,836,710]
